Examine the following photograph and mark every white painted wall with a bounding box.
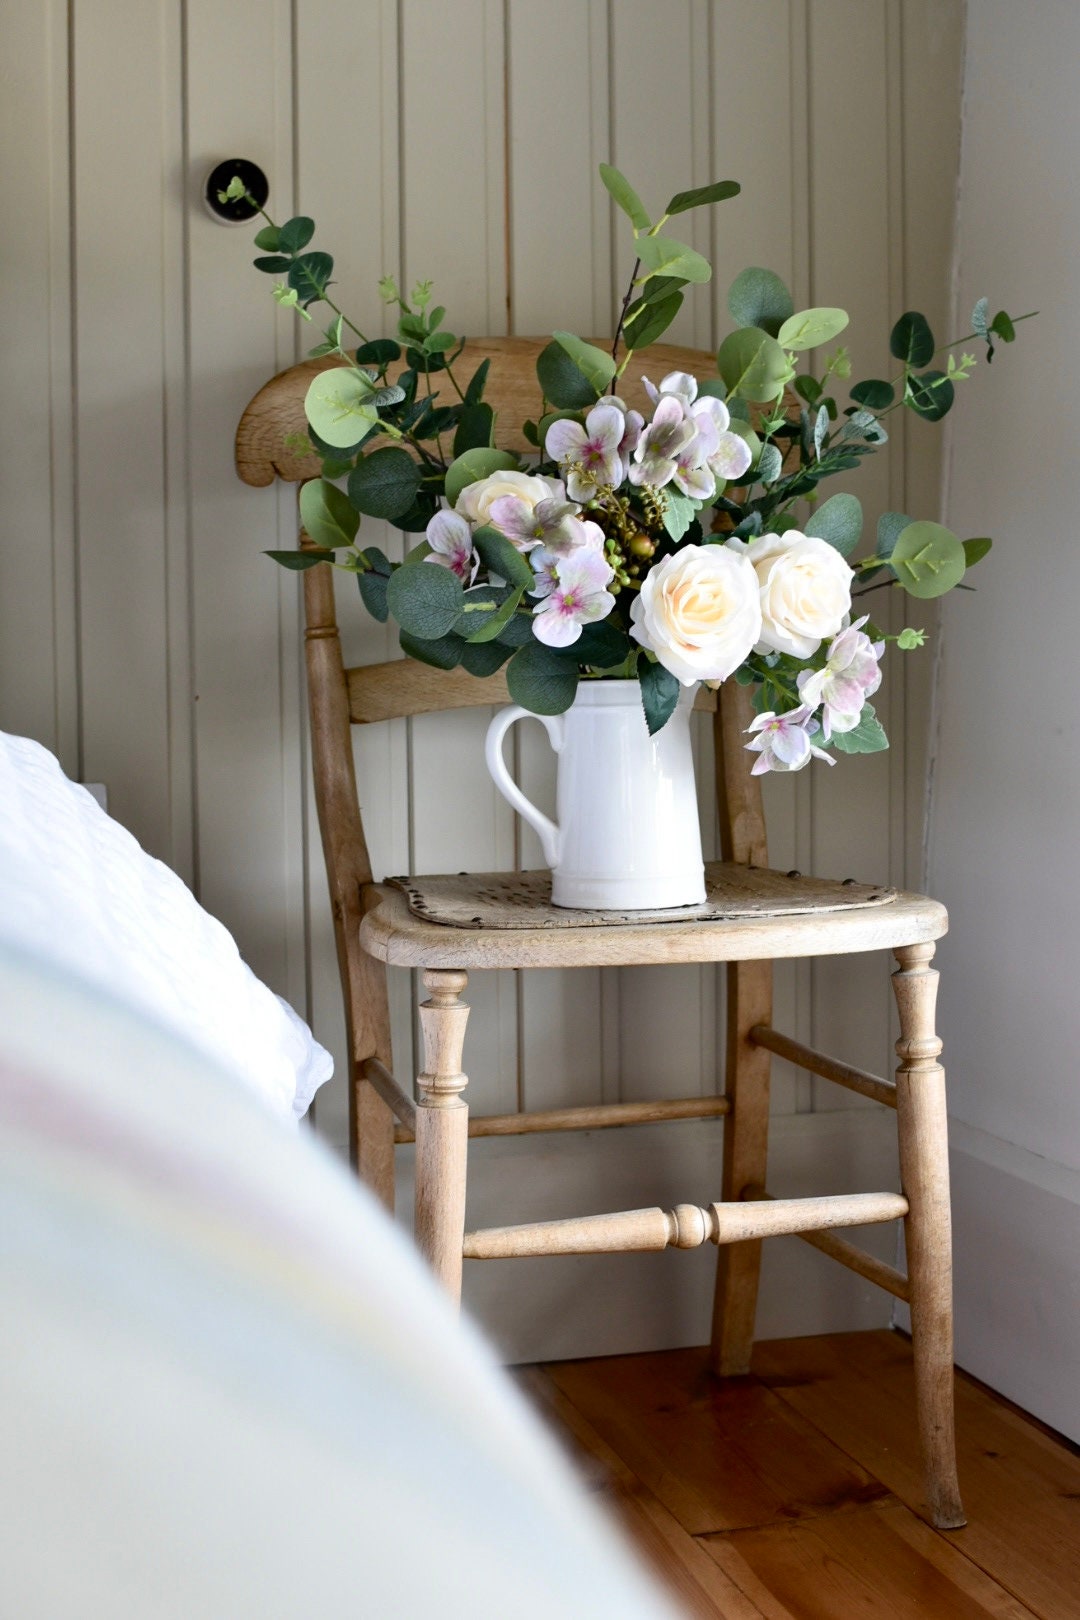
[930,0,1080,1439]
[0,0,964,1361]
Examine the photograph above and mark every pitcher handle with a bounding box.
[484,705,564,869]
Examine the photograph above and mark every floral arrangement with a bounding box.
[226,166,1028,772]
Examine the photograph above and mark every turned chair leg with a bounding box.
[710,959,773,1376]
[414,968,471,1304]
[893,942,966,1530]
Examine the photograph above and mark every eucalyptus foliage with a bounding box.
[223,163,1031,763]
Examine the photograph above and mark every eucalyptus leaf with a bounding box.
[264,548,333,570]
[850,378,895,410]
[971,297,989,338]
[355,338,401,367]
[253,255,292,273]
[989,310,1015,343]
[386,559,463,638]
[288,251,334,306]
[553,332,617,392]
[963,536,992,567]
[805,492,862,558]
[636,234,712,284]
[777,307,850,351]
[506,641,579,715]
[889,310,935,367]
[536,340,600,410]
[299,478,359,549]
[754,443,784,485]
[906,369,954,422]
[727,267,795,337]
[304,369,379,448]
[453,403,495,457]
[347,447,420,520]
[876,511,912,559]
[624,291,684,350]
[598,163,651,231]
[471,525,535,590]
[813,405,830,459]
[717,328,790,402]
[399,629,465,670]
[889,521,966,599]
[639,660,681,734]
[253,225,281,252]
[278,215,315,254]
[829,703,889,754]
[444,447,518,509]
[357,545,391,622]
[460,639,514,677]
[464,357,490,405]
[665,179,740,215]
[466,584,526,643]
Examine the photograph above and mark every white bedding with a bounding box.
[0,731,332,1124]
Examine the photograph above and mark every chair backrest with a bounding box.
[236,341,767,1164]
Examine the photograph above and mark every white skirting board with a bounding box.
[389,1108,901,1365]
[894,1121,1080,1445]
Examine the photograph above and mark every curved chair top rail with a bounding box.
[235,335,717,488]
[345,657,718,727]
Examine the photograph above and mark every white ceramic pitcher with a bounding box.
[484,679,706,911]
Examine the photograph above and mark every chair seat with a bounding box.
[360,862,947,969]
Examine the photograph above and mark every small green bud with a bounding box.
[897,627,926,650]
[378,274,400,305]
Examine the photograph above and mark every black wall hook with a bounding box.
[203,158,269,224]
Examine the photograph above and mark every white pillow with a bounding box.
[0,731,331,1124]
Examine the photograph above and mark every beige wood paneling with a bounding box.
[0,0,964,1359]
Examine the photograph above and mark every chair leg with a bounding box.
[352,1062,396,1211]
[710,959,773,1376]
[414,969,471,1304]
[893,942,966,1530]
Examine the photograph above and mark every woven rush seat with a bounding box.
[362,862,945,970]
[389,863,895,929]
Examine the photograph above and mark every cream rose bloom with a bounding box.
[737,530,854,659]
[455,469,565,530]
[629,544,762,686]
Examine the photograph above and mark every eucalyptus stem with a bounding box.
[611,256,642,363]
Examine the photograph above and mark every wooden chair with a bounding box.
[236,339,965,1530]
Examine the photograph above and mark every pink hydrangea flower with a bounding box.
[545,404,629,500]
[530,547,615,647]
[528,518,606,599]
[596,393,644,464]
[744,706,834,775]
[487,495,583,553]
[643,371,752,485]
[629,395,697,488]
[796,615,884,739]
[424,509,478,583]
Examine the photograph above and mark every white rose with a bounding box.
[739,530,853,659]
[629,543,762,686]
[455,469,564,528]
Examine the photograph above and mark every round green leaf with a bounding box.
[777,307,850,352]
[460,639,514,677]
[347,447,420,520]
[304,368,379,448]
[536,340,600,410]
[906,370,954,422]
[506,641,579,715]
[727,268,794,337]
[963,536,992,567]
[444,448,519,510]
[278,215,315,253]
[717,328,791,402]
[889,521,966,599]
[386,559,463,638]
[850,378,895,410]
[552,332,616,392]
[805,492,863,558]
[889,311,935,367]
[299,478,359,549]
[635,234,712,284]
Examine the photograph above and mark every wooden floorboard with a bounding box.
[520,1330,1080,1620]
